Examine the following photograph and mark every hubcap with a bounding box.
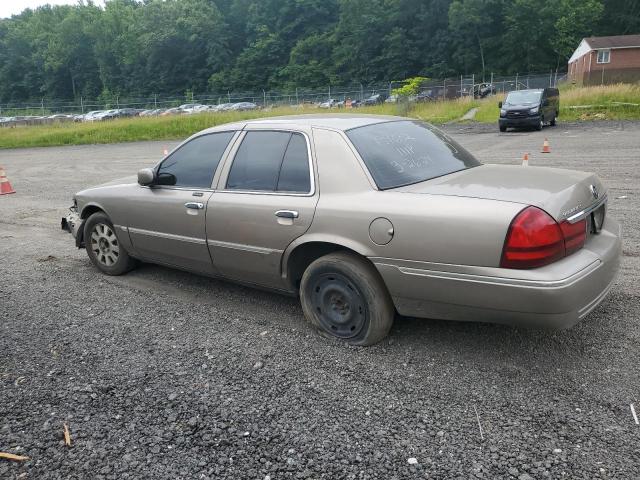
[310,273,367,338]
[90,223,120,266]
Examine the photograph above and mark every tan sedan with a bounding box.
[63,115,621,345]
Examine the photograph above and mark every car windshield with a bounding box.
[346,120,481,190]
[504,90,542,105]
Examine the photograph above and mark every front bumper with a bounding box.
[373,217,622,329]
[499,115,541,128]
[61,208,85,248]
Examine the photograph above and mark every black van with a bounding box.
[498,88,559,132]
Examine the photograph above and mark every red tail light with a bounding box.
[560,218,587,255]
[501,206,587,269]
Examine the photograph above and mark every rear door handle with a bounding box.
[275,210,299,219]
[184,202,204,210]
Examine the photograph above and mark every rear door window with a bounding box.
[346,120,480,189]
[226,131,311,193]
[277,133,311,193]
[157,132,235,188]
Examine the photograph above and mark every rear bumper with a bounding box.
[373,217,622,329]
[61,209,85,248]
[499,115,540,128]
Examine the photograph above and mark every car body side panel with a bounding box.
[376,216,621,327]
[206,125,319,288]
[304,128,523,267]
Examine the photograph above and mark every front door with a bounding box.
[206,129,318,287]
[127,130,237,273]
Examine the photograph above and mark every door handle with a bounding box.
[275,210,299,219]
[184,202,204,210]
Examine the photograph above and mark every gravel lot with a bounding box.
[1,121,639,479]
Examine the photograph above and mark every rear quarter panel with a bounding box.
[306,127,524,267]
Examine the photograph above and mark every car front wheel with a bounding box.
[84,211,137,276]
[300,252,395,346]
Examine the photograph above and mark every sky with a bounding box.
[0,1,105,19]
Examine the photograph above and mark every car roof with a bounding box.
[200,114,407,134]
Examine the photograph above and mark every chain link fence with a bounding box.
[0,71,566,122]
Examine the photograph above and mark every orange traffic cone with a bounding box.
[522,153,529,167]
[0,166,16,195]
[541,138,551,154]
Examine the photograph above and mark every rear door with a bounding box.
[206,127,318,288]
[127,131,238,274]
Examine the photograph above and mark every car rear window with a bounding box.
[346,120,481,189]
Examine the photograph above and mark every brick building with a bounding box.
[568,34,640,85]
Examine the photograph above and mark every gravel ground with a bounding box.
[1,121,639,479]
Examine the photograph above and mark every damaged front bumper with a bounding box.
[61,206,85,248]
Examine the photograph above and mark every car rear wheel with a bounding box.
[550,115,557,126]
[499,126,507,132]
[300,252,395,346]
[84,211,137,276]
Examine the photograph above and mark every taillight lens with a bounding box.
[501,206,587,269]
[560,218,587,255]
[501,206,565,269]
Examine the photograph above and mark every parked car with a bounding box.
[318,99,337,109]
[499,88,559,132]
[160,107,182,116]
[83,110,105,122]
[62,114,620,345]
[474,83,496,99]
[385,95,398,104]
[229,102,258,111]
[415,90,436,103]
[215,103,236,112]
[363,93,388,106]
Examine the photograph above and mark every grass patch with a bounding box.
[2,84,639,148]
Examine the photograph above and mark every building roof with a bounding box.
[585,34,640,49]
[569,34,640,63]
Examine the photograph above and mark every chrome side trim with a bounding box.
[374,260,601,289]
[127,227,207,245]
[207,238,281,255]
[566,194,607,224]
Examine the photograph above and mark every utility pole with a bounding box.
[296,87,299,105]
[41,98,44,116]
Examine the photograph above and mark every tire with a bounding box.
[536,117,543,131]
[550,115,557,127]
[84,211,137,276]
[300,251,395,346]
[499,126,507,132]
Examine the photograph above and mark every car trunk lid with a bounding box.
[395,164,605,222]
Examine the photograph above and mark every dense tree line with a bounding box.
[0,0,637,102]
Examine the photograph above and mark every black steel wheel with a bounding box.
[300,251,395,346]
[309,272,368,339]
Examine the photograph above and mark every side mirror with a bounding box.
[137,168,155,186]
[498,101,503,108]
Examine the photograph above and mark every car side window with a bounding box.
[156,132,235,188]
[277,133,311,193]
[226,131,311,193]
